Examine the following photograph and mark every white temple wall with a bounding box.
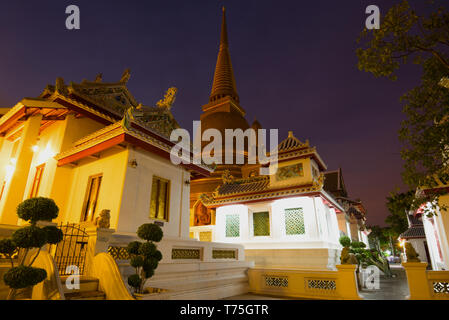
[215,196,341,249]
[117,148,191,239]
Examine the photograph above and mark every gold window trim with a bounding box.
[150,175,170,222]
[29,163,45,198]
[80,173,103,222]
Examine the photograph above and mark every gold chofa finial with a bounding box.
[120,68,131,83]
[156,87,178,111]
[222,6,225,12]
[288,131,294,138]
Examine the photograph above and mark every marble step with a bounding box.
[64,290,106,300]
[60,275,99,293]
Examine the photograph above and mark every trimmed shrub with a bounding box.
[130,256,145,268]
[351,241,367,249]
[137,224,163,242]
[0,239,16,256]
[339,236,351,248]
[127,223,163,294]
[127,274,142,289]
[12,226,47,249]
[139,242,156,257]
[17,197,59,224]
[2,198,63,299]
[127,241,141,255]
[3,266,47,289]
[153,250,163,261]
[43,226,64,244]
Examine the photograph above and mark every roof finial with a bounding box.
[288,131,294,138]
[209,6,239,103]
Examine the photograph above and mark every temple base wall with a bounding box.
[245,248,341,270]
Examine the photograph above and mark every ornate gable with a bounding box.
[39,72,180,139]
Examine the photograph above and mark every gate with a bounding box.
[52,223,89,276]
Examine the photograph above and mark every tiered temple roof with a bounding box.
[400,214,426,239]
[0,72,211,177]
[198,131,342,211]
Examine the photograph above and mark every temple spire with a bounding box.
[209,7,239,103]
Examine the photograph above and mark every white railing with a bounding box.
[108,233,246,263]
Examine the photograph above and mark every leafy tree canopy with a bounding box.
[357,0,449,214]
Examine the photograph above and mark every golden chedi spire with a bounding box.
[210,6,239,103]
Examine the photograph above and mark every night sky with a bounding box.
[0,1,433,226]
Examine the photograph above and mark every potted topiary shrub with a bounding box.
[126,223,165,299]
[0,197,63,300]
[339,236,358,265]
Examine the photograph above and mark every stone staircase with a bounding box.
[117,261,251,300]
[60,275,106,300]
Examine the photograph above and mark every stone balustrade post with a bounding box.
[336,264,361,300]
[85,227,115,276]
[402,262,431,300]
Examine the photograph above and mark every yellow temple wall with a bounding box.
[62,147,128,227]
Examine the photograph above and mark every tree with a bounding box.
[367,225,390,252]
[385,190,415,235]
[357,0,449,213]
[126,223,163,295]
[0,197,63,300]
[339,236,392,277]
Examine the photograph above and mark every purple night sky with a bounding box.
[0,1,431,226]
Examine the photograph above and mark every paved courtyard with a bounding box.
[358,265,409,300]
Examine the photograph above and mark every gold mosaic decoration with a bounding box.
[284,208,305,235]
[108,246,130,260]
[225,214,240,237]
[264,276,288,288]
[275,163,304,181]
[171,248,201,260]
[212,249,236,259]
[253,211,270,236]
[199,231,212,242]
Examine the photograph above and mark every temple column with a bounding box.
[0,114,42,225]
[49,114,78,223]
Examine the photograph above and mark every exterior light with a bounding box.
[36,143,55,164]
[32,145,39,152]
[5,159,16,181]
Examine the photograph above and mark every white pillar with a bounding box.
[0,114,42,224]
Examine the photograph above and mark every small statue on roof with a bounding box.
[55,77,66,94]
[156,87,178,111]
[120,68,131,83]
[121,103,142,130]
[95,73,103,83]
[222,170,235,184]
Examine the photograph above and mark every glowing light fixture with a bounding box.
[32,144,40,153]
[5,158,16,181]
[36,143,55,164]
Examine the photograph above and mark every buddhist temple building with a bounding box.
[190,7,255,231]
[323,168,370,245]
[0,71,252,299]
[189,8,370,264]
[197,131,346,270]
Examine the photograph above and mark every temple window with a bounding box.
[81,174,102,222]
[150,176,170,221]
[29,164,45,198]
[253,211,270,236]
[284,208,305,235]
[225,214,240,237]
